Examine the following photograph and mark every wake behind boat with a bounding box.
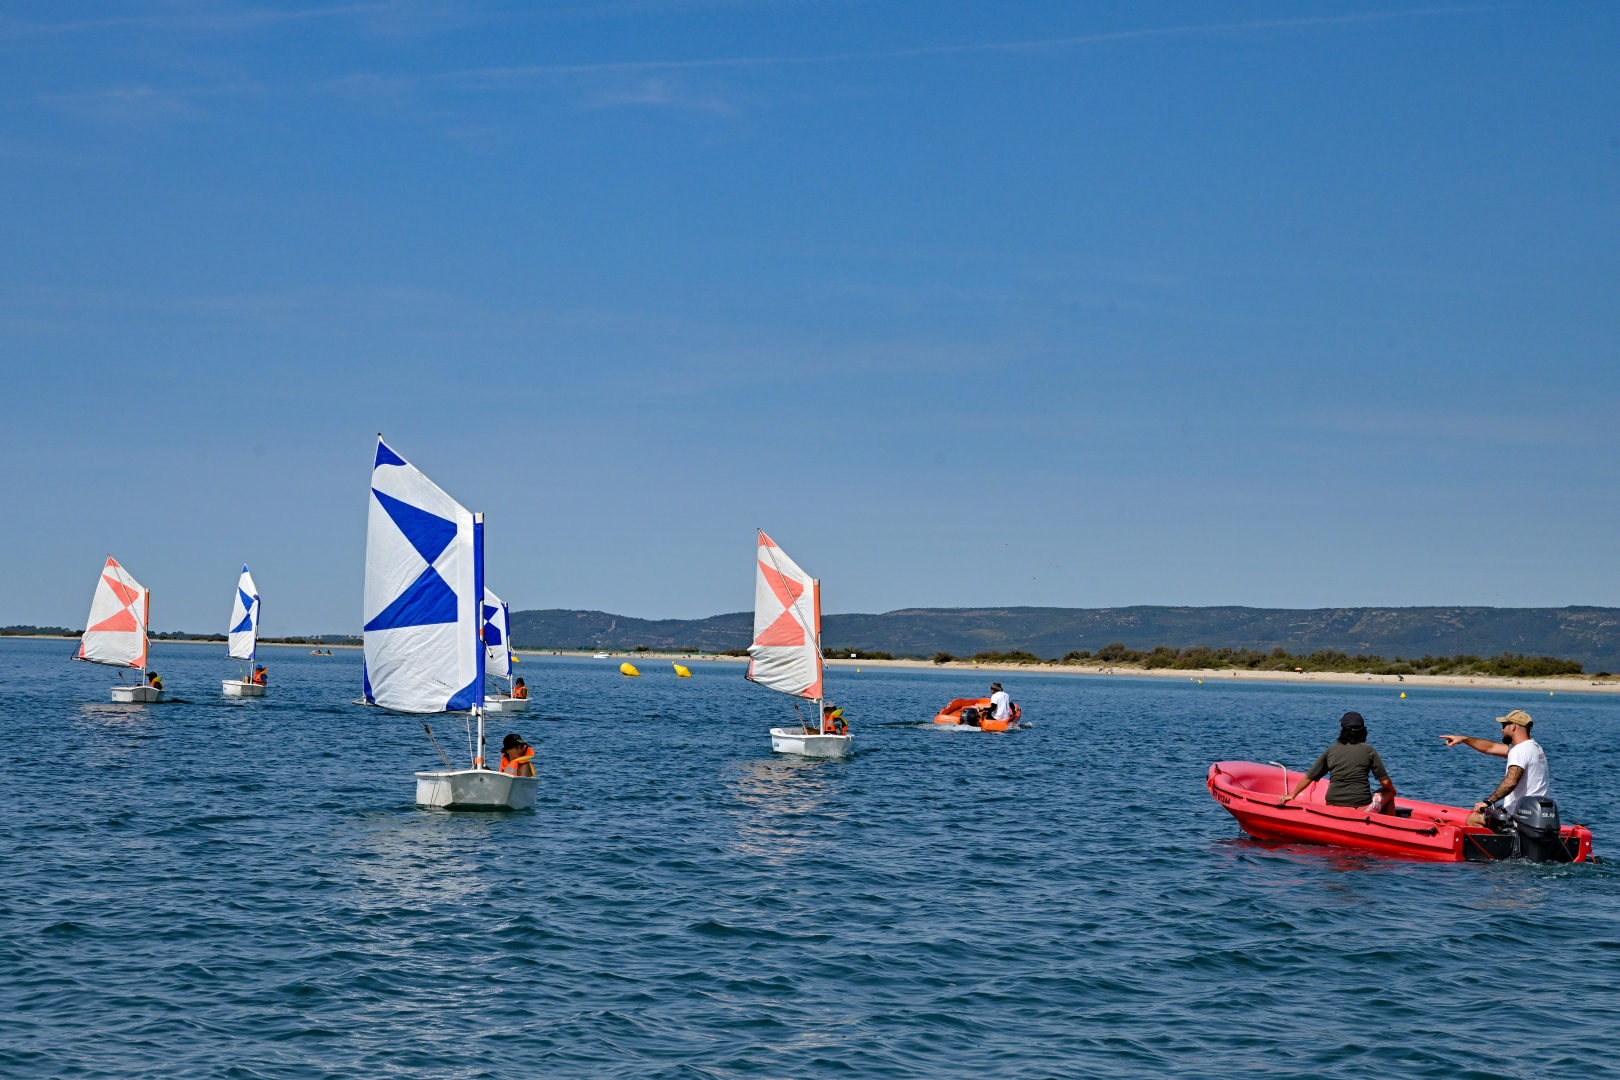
[362,436,536,812]
[746,530,851,758]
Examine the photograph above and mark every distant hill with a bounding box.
[508,605,1620,671]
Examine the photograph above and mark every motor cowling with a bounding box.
[960,707,981,726]
[1509,797,1569,863]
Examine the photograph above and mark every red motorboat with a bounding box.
[1208,760,1593,863]
[933,698,1022,731]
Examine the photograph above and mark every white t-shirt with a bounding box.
[989,690,1011,720]
[1501,738,1550,813]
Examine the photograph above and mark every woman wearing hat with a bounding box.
[1278,711,1399,813]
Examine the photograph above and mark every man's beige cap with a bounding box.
[1497,709,1534,728]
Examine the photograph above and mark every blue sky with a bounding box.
[2,1,1616,634]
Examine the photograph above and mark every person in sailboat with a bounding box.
[822,703,847,735]
[500,734,535,777]
[512,677,529,700]
[251,665,268,685]
[146,671,163,691]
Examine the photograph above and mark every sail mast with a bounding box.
[473,511,485,769]
[813,577,823,733]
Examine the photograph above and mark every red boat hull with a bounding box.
[1208,761,1593,862]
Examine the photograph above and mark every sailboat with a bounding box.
[362,436,537,811]
[747,530,852,757]
[482,588,526,712]
[222,565,264,696]
[75,557,159,702]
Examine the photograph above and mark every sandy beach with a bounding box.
[511,648,1620,695]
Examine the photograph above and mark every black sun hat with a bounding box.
[1339,711,1366,728]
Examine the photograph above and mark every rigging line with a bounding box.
[421,721,453,771]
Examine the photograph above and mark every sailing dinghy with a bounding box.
[481,588,527,712]
[222,565,264,696]
[362,436,536,811]
[75,557,159,702]
[747,530,851,757]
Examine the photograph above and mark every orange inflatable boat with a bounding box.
[933,698,1022,731]
[1208,760,1593,862]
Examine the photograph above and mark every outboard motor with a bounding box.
[1510,797,1569,863]
[960,707,982,727]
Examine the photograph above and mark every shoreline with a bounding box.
[13,636,1615,693]
[4,635,361,650]
[507,648,1620,695]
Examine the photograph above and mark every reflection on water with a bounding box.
[727,758,845,865]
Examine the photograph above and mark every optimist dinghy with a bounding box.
[75,557,161,702]
[481,588,527,712]
[747,530,851,758]
[222,566,265,697]
[361,436,537,811]
[933,697,1023,731]
[1208,760,1593,863]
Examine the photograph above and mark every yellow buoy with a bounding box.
[1400,691,1406,698]
[620,663,640,677]
[672,664,691,677]
[512,655,520,663]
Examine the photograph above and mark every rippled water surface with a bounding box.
[3,637,1618,1079]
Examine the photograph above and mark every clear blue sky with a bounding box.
[2,1,1616,634]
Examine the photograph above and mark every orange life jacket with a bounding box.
[500,750,535,776]
[513,685,529,699]
[252,670,266,685]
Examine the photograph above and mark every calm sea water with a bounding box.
[2,636,1617,1079]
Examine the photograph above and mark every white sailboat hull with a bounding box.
[483,695,528,712]
[769,728,852,757]
[415,769,538,810]
[222,680,265,697]
[112,685,163,703]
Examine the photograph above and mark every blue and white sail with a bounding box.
[483,587,513,681]
[363,437,482,714]
[227,565,260,662]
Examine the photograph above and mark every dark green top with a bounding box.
[1304,743,1390,807]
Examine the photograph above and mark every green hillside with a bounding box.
[508,605,1620,671]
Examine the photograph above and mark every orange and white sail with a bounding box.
[77,557,149,669]
[747,531,822,700]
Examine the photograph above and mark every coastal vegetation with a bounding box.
[1065,643,1581,677]
[824,648,894,660]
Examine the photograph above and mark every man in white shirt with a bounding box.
[988,682,1012,722]
[1440,709,1550,826]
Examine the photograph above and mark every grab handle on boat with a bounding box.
[1269,761,1289,800]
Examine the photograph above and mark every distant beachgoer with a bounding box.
[1441,710,1549,827]
[989,682,1012,722]
[1279,712,1398,813]
[513,677,529,700]
[146,671,163,690]
[499,734,535,777]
